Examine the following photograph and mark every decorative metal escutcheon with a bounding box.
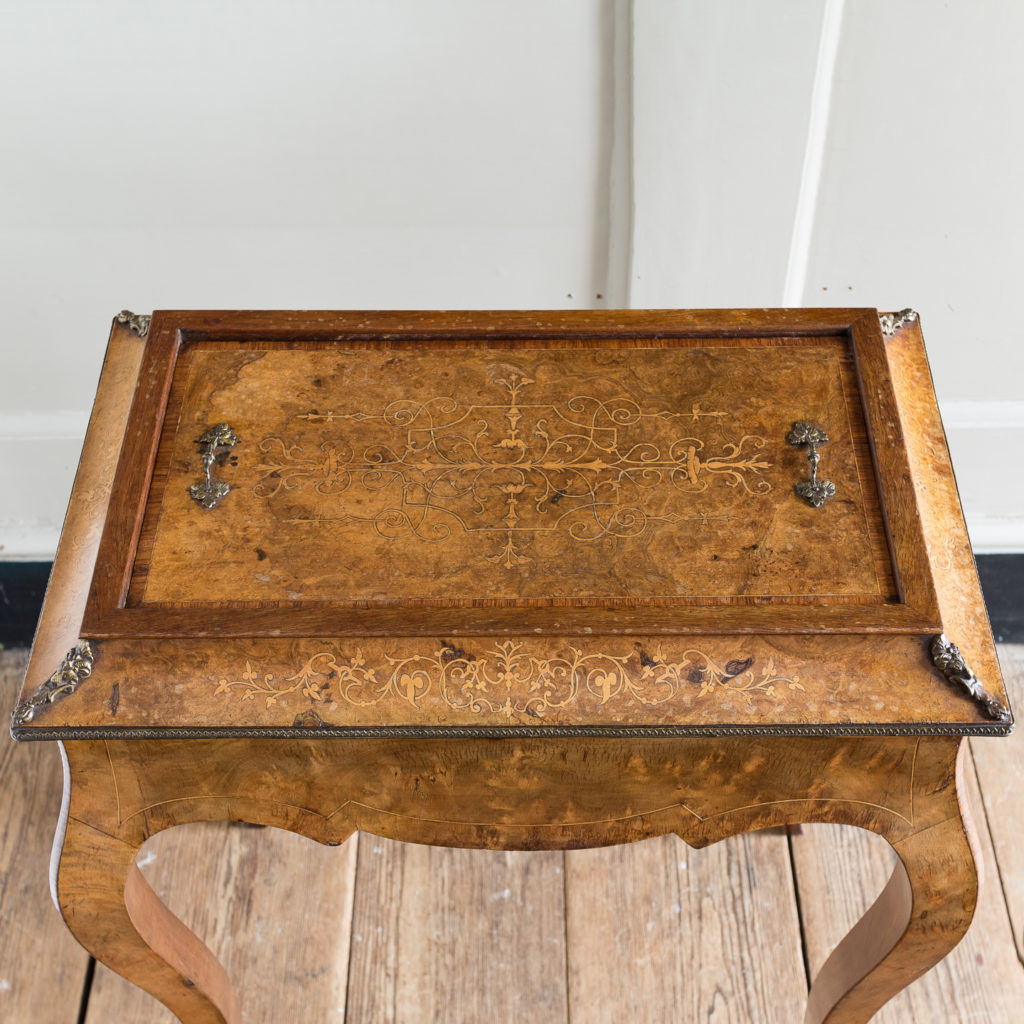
[189,423,239,509]
[786,421,835,508]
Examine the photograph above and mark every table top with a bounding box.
[12,309,1012,739]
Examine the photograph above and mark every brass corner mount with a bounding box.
[11,641,95,728]
[879,309,918,336]
[116,310,151,337]
[930,634,1011,724]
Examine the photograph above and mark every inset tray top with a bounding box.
[134,337,891,608]
[12,309,1011,738]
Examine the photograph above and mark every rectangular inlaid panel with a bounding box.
[129,336,896,608]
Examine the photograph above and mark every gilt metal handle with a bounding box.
[787,421,835,508]
[189,423,239,509]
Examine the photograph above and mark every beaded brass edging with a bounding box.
[11,721,1013,741]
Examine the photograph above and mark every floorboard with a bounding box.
[565,831,807,1023]
[344,838,568,1024]
[971,644,1024,963]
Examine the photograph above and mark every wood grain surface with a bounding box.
[53,732,944,853]
[133,337,891,606]
[565,831,807,1023]
[23,631,1004,735]
[79,308,942,641]
[20,308,1009,741]
[2,649,1022,1023]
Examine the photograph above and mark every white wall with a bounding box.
[805,0,1024,551]
[630,1,826,308]
[0,0,618,557]
[629,0,1024,552]
[2,0,1022,557]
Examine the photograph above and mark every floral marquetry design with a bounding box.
[214,653,339,707]
[213,641,804,719]
[253,370,772,569]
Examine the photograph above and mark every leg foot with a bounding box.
[54,783,240,1023]
[804,774,979,1023]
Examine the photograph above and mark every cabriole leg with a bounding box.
[803,742,979,1024]
[53,742,240,1024]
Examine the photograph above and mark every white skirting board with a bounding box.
[0,415,88,560]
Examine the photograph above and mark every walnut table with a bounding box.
[12,309,1012,1023]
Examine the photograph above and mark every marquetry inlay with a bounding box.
[213,639,804,719]
[254,369,771,570]
[134,340,893,605]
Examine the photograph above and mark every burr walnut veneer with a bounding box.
[11,309,1012,1023]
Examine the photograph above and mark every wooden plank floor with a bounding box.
[3,645,1023,1023]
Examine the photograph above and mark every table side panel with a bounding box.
[65,733,941,851]
[17,631,1004,735]
[16,319,144,709]
[885,321,1008,713]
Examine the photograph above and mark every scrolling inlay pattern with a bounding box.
[214,641,804,718]
[254,371,772,568]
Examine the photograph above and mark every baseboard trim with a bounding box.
[0,561,52,647]
[964,517,1024,554]
[2,556,1022,648]
[940,399,1024,430]
[0,409,90,441]
[975,554,1024,644]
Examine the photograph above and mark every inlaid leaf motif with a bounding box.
[593,671,618,705]
[212,642,799,719]
[397,673,423,705]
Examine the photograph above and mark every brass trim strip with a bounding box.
[12,720,1011,742]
